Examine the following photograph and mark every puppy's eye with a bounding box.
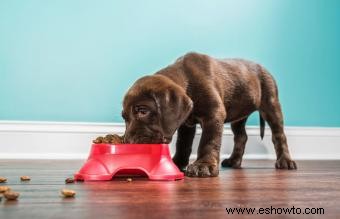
[134,106,150,117]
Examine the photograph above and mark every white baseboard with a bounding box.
[0,121,340,160]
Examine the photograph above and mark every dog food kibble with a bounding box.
[4,191,20,200]
[20,176,31,181]
[0,186,10,193]
[93,134,124,144]
[65,178,75,184]
[61,189,76,198]
[102,137,110,144]
[110,134,124,144]
[0,177,7,183]
[93,136,104,144]
[126,178,132,182]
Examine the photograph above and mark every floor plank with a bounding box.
[0,160,339,218]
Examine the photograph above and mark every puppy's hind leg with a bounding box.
[260,100,297,170]
[172,124,196,171]
[221,118,248,168]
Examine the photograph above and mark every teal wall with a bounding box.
[1,0,339,126]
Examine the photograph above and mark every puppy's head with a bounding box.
[122,75,193,144]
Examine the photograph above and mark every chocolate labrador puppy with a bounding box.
[122,52,297,177]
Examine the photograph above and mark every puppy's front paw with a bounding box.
[221,158,242,168]
[275,156,297,170]
[186,161,219,177]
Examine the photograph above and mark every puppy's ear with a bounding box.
[153,86,193,137]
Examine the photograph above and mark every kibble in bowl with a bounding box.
[93,134,124,144]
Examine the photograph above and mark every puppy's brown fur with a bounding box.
[122,52,297,177]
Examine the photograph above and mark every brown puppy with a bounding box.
[122,52,297,177]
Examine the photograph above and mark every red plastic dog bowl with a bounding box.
[74,144,184,181]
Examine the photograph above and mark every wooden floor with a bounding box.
[0,160,339,219]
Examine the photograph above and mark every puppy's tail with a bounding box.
[259,114,265,140]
